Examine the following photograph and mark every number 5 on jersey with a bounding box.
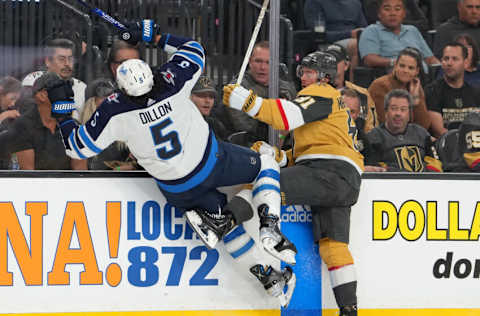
[150,118,182,159]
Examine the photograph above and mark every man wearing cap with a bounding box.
[4,72,87,170]
[325,44,378,133]
[190,76,228,141]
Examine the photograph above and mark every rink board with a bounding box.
[0,172,479,316]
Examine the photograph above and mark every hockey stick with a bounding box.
[74,0,127,30]
[236,0,270,84]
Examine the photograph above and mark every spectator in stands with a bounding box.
[433,0,480,58]
[435,112,480,172]
[342,88,369,153]
[437,33,480,87]
[359,0,439,70]
[368,47,431,129]
[325,44,378,132]
[363,0,430,34]
[44,38,86,122]
[0,76,22,169]
[0,76,22,126]
[426,42,480,137]
[303,0,367,81]
[79,78,137,171]
[364,89,441,172]
[455,33,480,86]
[190,76,228,141]
[226,41,297,146]
[5,72,87,170]
[107,40,141,80]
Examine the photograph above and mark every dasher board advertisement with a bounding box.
[1,173,480,316]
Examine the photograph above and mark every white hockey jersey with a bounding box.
[59,34,212,193]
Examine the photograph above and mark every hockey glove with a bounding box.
[251,141,287,167]
[120,20,158,45]
[47,79,75,121]
[223,84,263,117]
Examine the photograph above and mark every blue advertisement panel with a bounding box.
[281,205,323,316]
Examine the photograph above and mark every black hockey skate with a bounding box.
[258,204,297,265]
[340,305,358,316]
[250,264,296,308]
[184,208,235,249]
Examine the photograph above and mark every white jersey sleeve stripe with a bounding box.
[279,99,306,130]
[185,41,205,55]
[175,51,204,71]
[68,131,87,159]
[79,125,102,154]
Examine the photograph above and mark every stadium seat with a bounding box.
[426,0,458,29]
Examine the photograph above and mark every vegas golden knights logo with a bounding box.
[394,146,424,172]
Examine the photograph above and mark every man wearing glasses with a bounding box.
[44,38,86,122]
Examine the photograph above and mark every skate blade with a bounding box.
[185,210,219,249]
[262,238,296,265]
[279,272,296,308]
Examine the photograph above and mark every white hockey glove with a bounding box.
[251,141,287,167]
[223,84,263,117]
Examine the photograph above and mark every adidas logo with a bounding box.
[281,205,312,223]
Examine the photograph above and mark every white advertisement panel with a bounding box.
[0,177,279,314]
[1,174,480,316]
[322,177,480,313]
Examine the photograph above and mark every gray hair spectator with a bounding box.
[433,0,480,58]
[364,89,441,172]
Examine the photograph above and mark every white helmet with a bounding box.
[116,59,154,97]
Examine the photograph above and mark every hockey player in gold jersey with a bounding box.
[223,51,364,316]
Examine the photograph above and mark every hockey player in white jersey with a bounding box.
[46,23,296,306]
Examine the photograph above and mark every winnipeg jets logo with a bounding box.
[119,67,128,76]
[107,93,120,103]
[161,69,175,86]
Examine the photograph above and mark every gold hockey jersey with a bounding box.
[254,82,365,173]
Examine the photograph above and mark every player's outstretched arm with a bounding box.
[50,81,115,161]
[223,84,332,131]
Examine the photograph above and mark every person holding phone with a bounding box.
[368,47,431,130]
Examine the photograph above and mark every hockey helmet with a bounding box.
[296,51,337,82]
[116,59,154,97]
